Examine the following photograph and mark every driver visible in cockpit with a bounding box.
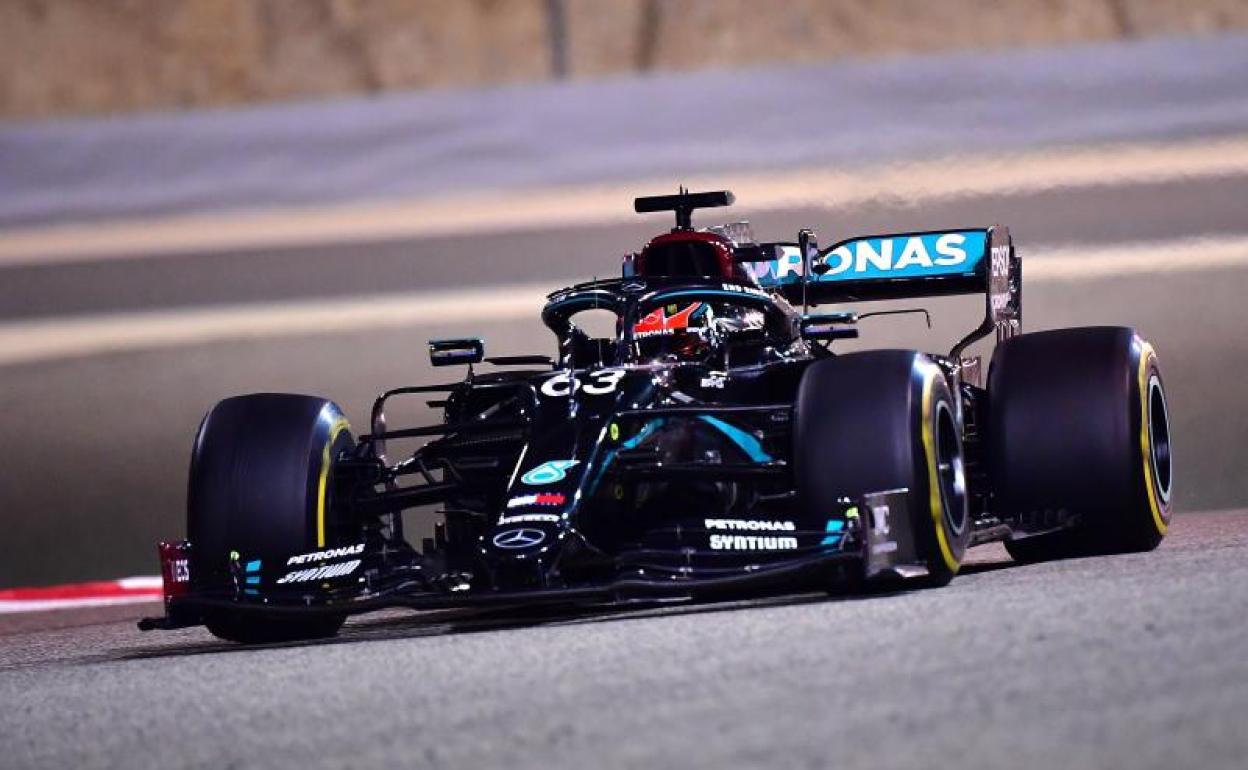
[632,301,770,364]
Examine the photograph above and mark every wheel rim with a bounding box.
[1147,374,1173,505]
[934,400,968,535]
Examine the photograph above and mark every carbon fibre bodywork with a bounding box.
[142,190,1050,631]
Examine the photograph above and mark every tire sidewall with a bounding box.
[1134,343,1172,545]
[188,394,355,590]
[794,352,970,584]
[989,327,1171,557]
[911,366,970,581]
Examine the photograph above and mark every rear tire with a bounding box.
[988,327,1172,562]
[794,351,970,586]
[188,394,356,643]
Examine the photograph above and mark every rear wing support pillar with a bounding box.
[950,225,1021,361]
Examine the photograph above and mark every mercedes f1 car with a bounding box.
[141,190,1174,643]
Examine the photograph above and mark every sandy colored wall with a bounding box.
[2,0,1247,119]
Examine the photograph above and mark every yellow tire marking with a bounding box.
[921,367,959,574]
[316,417,351,548]
[1137,341,1168,536]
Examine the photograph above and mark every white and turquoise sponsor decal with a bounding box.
[750,230,987,287]
[521,460,580,485]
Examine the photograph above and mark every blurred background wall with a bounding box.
[3,0,1248,119]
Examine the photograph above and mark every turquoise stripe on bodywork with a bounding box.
[586,418,666,498]
[698,415,773,462]
[621,419,664,451]
[645,289,768,305]
[588,415,773,495]
[821,519,845,546]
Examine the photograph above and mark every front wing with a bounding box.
[140,489,923,631]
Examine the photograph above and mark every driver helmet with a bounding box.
[633,302,714,361]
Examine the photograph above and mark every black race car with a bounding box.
[141,190,1174,643]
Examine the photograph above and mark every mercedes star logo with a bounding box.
[492,528,547,549]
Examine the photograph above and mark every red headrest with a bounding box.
[634,232,735,279]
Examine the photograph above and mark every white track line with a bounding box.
[4,135,1248,266]
[0,282,552,366]
[1025,235,1248,279]
[0,596,161,614]
[0,235,1245,367]
[0,575,163,614]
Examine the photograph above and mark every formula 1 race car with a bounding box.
[141,190,1174,643]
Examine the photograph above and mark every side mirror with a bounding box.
[429,338,484,367]
[800,313,859,342]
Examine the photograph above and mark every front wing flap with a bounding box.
[140,489,927,630]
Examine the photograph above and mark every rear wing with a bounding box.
[748,226,1021,357]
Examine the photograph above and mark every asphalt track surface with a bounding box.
[0,510,1244,769]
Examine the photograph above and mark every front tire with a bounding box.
[188,393,356,643]
[794,351,971,586]
[988,327,1172,562]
